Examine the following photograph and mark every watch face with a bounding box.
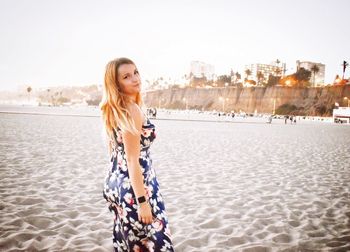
[137,196,146,204]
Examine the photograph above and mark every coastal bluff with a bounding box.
[144,85,350,116]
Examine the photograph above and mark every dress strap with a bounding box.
[110,128,118,150]
[110,128,118,162]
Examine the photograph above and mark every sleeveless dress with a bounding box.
[103,115,175,252]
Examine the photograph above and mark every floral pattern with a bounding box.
[103,116,174,252]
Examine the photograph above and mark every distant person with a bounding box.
[147,108,156,119]
[100,57,174,251]
[285,115,288,124]
[290,116,293,124]
[267,115,273,124]
[153,107,157,118]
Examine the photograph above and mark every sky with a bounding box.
[0,0,349,91]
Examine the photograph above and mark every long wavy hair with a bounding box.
[99,57,143,139]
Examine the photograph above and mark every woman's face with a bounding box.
[117,63,141,97]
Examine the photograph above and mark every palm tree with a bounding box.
[256,71,264,86]
[26,86,32,102]
[342,61,349,79]
[274,67,282,76]
[230,69,234,85]
[235,72,241,84]
[310,64,320,87]
[245,69,252,81]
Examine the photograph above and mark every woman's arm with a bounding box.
[122,103,153,224]
[102,125,113,158]
[108,139,112,157]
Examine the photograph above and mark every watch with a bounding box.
[137,196,147,204]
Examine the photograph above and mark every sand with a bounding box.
[1,105,350,251]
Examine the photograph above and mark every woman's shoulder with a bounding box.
[126,103,145,126]
[126,103,142,116]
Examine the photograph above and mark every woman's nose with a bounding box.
[132,74,139,82]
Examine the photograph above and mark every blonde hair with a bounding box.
[99,57,143,139]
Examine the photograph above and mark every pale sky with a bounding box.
[0,0,349,91]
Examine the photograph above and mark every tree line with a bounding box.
[189,66,319,88]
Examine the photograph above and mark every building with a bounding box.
[190,61,215,80]
[244,62,286,86]
[296,60,326,86]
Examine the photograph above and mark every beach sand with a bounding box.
[1,107,350,251]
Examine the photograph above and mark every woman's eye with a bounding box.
[135,70,139,74]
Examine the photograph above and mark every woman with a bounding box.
[100,57,174,252]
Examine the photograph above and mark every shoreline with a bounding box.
[0,110,336,125]
[0,104,338,125]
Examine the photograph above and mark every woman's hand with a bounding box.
[138,202,153,224]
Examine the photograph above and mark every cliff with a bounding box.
[143,85,350,116]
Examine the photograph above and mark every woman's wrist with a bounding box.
[136,195,149,205]
[138,201,148,208]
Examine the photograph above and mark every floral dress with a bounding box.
[103,115,174,252]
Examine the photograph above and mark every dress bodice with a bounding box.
[110,116,156,161]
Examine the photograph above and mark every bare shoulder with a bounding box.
[126,103,144,128]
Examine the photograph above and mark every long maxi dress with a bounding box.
[103,115,174,252]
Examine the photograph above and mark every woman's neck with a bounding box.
[125,94,137,104]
